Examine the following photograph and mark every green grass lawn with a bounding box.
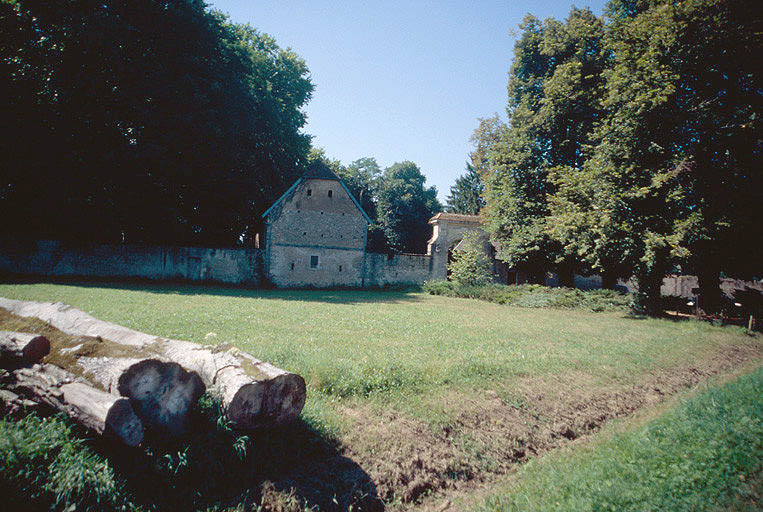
[0,281,754,403]
[474,367,763,512]
[0,280,760,511]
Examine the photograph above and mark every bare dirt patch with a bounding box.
[332,340,762,511]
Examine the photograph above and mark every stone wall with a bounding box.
[660,275,763,299]
[364,253,434,286]
[264,177,369,287]
[0,240,263,285]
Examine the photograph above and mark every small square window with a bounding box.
[310,255,319,269]
[307,189,312,196]
[328,190,333,198]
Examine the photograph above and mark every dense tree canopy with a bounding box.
[0,0,312,246]
[474,0,761,312]
[376,161,441,254]
[481,8,607,284]
[445,163,483,215]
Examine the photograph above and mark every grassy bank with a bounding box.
[0,280,760,510]
[475,367,763,511]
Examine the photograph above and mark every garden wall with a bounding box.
[364,252,434,286]
[0,240,263,285]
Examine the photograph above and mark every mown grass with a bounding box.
[423,281,632,312]
[0,281,753,410]
[0,280,760,510]
[474,367,763,512]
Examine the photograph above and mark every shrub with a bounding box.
[422,281,632,312]
[447,232,493,286]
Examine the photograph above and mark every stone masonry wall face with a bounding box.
[0,240,263,284]
[266,178,368,286]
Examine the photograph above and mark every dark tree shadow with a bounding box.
[0,274,424,305]
[87,396,383,511]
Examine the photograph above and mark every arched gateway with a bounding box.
[426,213,504,282]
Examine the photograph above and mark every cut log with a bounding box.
[50,353,203,434]
[116,359,205,432]
[0,297,306,429]
[9,363,144,446]
[0,331,50,367]
[159,341,306,429]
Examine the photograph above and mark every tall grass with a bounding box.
[475,367,763,511]
[0,394,346,511]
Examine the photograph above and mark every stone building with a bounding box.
[261,161,372,287]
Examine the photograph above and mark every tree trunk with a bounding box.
[633,258,667,316]
[0,297,306,430]
[697,260,722,314]
[8,363,144,446]
[601,270,617,290]
[0,388,38,415]
[556,262,575,288]
[0,331,50,367]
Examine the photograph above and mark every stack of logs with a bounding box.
[0,298,306,447]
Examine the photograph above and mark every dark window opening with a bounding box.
[302,231,306,236]
[307,189,312,196]
[328,190,333,198]
[290,262,294,271]
[310,255,319,269]
[339,265,342,272]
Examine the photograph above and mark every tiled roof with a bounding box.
[428,212,484,223]
[302,160,340,180]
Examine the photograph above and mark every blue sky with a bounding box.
[208,0,609,202]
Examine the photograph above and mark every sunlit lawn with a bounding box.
[0,281,756,409]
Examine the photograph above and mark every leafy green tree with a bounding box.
[0,0,312,246]
[445,163,483,215]
[376,161,441,254]
[469,115,505,178]
[483,8,607,284]
[558,0,762,313]
[448,231,492,286]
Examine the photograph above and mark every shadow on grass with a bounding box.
[90,397,383,511]
[0,274,424,305]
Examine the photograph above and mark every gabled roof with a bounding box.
[302,160,340,180]
[262,163,372,223]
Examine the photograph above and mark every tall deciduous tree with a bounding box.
[560,0,762,313]
[483,8,607,284]
[376,161,441,254]
[0,0,313,246]
[445,163,483,215]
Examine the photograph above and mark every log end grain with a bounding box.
[22,335,51,365]
[117,360,205,434]
[105,397,145,447]
[227,373,306,430]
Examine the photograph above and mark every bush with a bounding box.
[447,232,493,286]
[422,281,632,312]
